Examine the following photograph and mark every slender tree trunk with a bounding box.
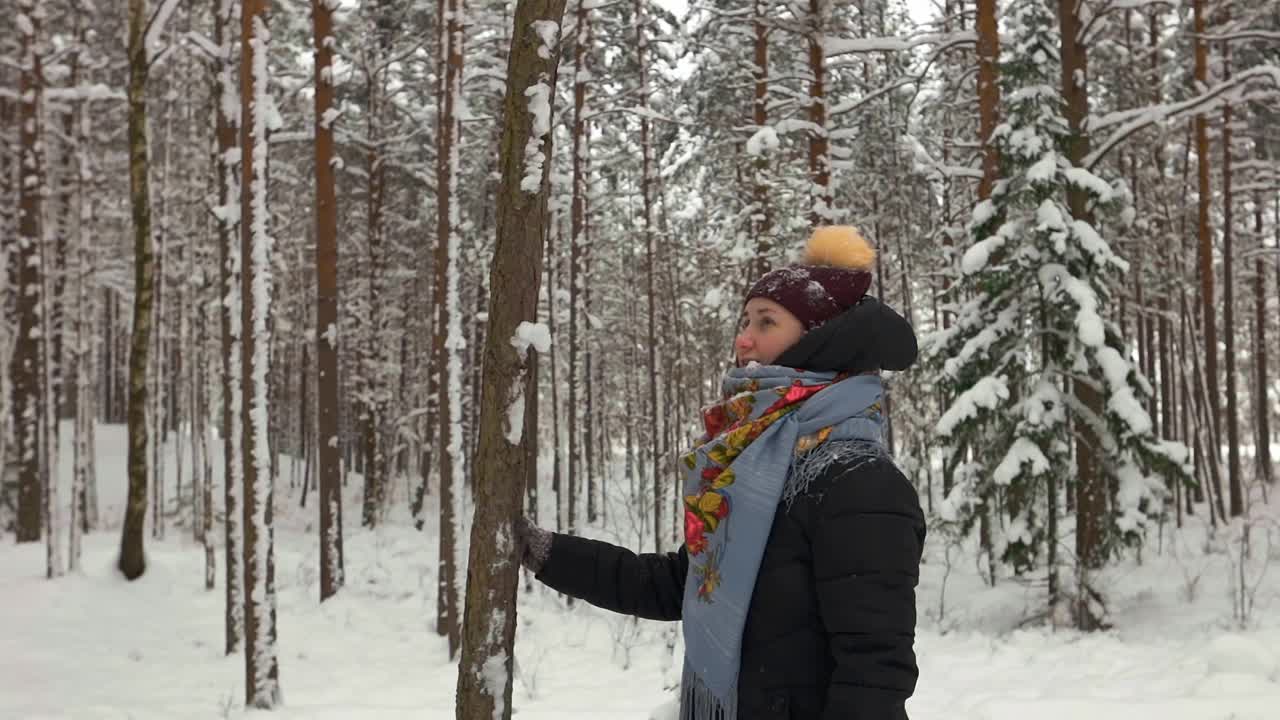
[1255,180,1273,487]
[751,0,772,276]
[1192,0,1224,510]
[570,0,590,524]
[214,0,244,655]
[240,0,282,705]
[455,3,566,715]
[434,0,465,656]
[634,0,660,553]
[119,0,156,580]
[1220,40,1242,517]
[313,0,345,602]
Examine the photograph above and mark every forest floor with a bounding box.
[3,424,1280,719]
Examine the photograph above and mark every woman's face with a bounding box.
[735,298,805,366]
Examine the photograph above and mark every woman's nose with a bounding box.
[735,332,753,351]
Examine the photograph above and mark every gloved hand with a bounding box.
[514,516,552,574]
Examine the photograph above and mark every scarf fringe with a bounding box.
[680,664,735,720]
[783,438,890,509]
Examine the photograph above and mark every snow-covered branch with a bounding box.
[184,31,223,63]
[1085,65,1280,170]
[826,30,976,57]
[143,0,183,65]
[1194,31,1280,44]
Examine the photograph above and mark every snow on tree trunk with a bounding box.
[312,0,345,603]
[434,0,466,658]
[214,0,244,655]
[13,0,45,546]
[119,0,156,580]
[455,3,566,717]
[239,0,282,707]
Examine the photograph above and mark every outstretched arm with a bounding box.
[519,519,688,622]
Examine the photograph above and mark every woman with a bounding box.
[518,226,926,720]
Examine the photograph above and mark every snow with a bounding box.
[510,321,551,359]
[745,126,779,156]
[937,375,1010,437]
[481,651,509,718]
[6,423,1280,719]
[144,0,184,64]
[521,82,553,194]
[16,9,33,36]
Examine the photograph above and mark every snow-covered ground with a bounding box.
[3,425,1280,719]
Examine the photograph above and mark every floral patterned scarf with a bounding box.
[678,366,884,720]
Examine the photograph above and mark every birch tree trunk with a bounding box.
[455,2,566,715]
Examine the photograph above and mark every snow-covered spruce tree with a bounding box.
[924,0,1188,619]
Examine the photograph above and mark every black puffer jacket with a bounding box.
[535,451,926,720]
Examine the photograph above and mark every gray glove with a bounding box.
[515,516,552,574]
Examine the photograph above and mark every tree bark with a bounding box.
[13,0,44,545]
[240,0,282,706]
[1058,0,1107,627]
[454,1,566,716]
[1192,0,1224,510]
[751,0,772,276]
[806,0,830,226]
[975,0,1000,201]
[119,0,155,580]
[434,0,465,657]
[313,0,345,603]
[213,0,244,655]
[1220,39,1242,517]
[1255,177,1273,487]
[570,0,590,525]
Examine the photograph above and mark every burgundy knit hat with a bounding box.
[745,226,876,331]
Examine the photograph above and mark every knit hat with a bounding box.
[745,226,875,331]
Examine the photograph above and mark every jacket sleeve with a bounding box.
[810,458,925,720]
[535,532,688,622]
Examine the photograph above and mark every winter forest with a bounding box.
[3,0,1280,716]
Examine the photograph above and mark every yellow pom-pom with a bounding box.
[804,226,875,271]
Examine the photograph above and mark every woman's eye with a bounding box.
[761,317,774,328]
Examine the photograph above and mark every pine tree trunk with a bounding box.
[1220,41,1242,517]
[806,0,830,226]
[1255,179,1273,487]
[120,0,155,580]
[13,0,44,545]
[214,0,243,655]
[975,0,1000,201]
[1192,0,1224,510]
[751,0,772,276]
[434,0,465,656]
[240,0,282,705]
[1058,0,1108,623]
[634,0,660,553]
[313,0,345,603]
[455,3,566,715]
[570,0,590,525]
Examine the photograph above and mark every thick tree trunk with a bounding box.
[13,0,44,545]
[975,0,1000,201]
[454,3,566,715]
[240,0,282,706]
[313,0,345,603]
[1058,0,1107,630]
[119,0,155,580]
[806,0,830,226]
